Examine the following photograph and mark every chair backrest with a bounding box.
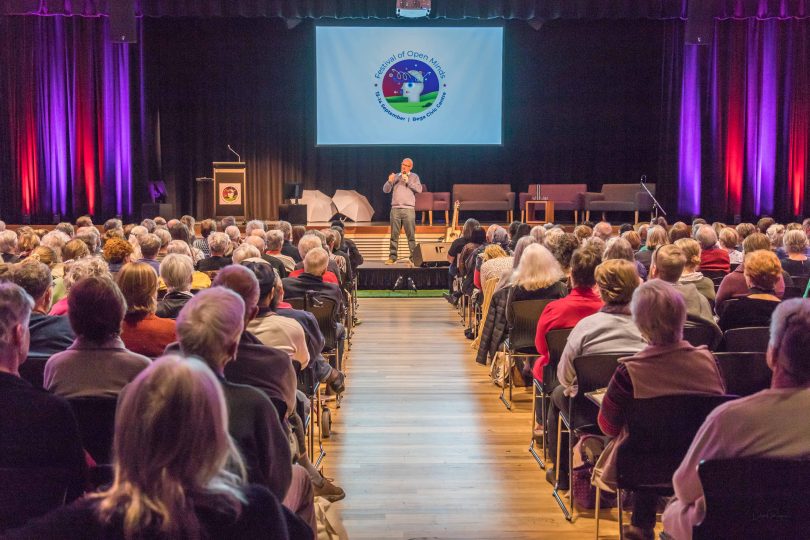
[19,356,48,389]
[599,183,654,199]
[616,394,736,490]
[723,326,770,352]
[67,396,119,464]
[308,297,340,351]
[543,327,573,390]
[683,317,722,351]
[570,353,627,428]
[790,274,809,293]
[701,269,728,281]
[713,352,772,396]
[452,184,512,201]
[694,458,810,540]
[0,467,72,530]
[539,183,588,203]
[506,299,553,352]
[783,285,803,299]
[287,297,305,310]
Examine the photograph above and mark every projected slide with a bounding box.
[316,26,503,145]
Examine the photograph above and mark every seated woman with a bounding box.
[674,238,716,305]
[117,262,176,358]
[778,229,810,277]
[48,257,111,316]
[158,239,212,292]
[546,259,646,488]
[8,356,308,539]
[474,244,512,291]
[44,276,150,398]
[156,254,196,319]
[719,227,743,266]
[635,225,668,274]
[605,237,648,281]
[597,280,725,540]
[718,250,782,331]
[101,237,133,275]
[508,244,568,302]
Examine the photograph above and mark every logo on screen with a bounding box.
[382,60,440,115]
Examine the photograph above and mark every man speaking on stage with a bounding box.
[383,157,422,264]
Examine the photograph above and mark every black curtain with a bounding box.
[144,17,670,220]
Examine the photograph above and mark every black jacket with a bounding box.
[155,291,193,319]
[196,256,232,272]
[28,313,75,359]
[282,273,345,321]
[281,241,302,263]
[476,287,512,365]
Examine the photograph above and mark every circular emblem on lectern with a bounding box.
[221,186,239,203]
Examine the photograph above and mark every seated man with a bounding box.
[696,225,730,274]
[265,230,296,272]
[0,282,86,509]
[196,232,232,272]
[650,244,718,327]
[9,261,75,363]
[277,220,303,263]
[44,276,150,398]
[0,230,19,263]
[244,234,288,278]
[287,233,340,285]
[135,232,161,274]
[662,298,810,540]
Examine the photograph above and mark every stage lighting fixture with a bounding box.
[396,0,431,18]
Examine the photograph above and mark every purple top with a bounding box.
[383,172,422,208]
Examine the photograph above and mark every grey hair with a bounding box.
[224,225,241,242]
[631,279,685,345]
[166,240,192,258]
[243,236,265,252]
[783,229,807,254]
[64,256,111,290]
[266,230,284,251]
[154,227,171,247]
[159,254,194,292]
[0,230,18,253]
[696,225,718,250]
[232,244,261,265]
[511,236,538,269]
[207,232,230,255]
[529,226,546,243]
[766,223,785,248]
[298,234,323,258]
[176,287,245,369]
[0,282,34,354]
[769,299,810,384]
[245,220,265,236]
[278,221,292,240]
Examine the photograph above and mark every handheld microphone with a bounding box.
[641,174,647,184]
[227,144,242,162]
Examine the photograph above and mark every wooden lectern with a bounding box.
[213,162,247,219]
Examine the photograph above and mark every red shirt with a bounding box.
[288,269,338,285]
[120,313,176,358]
[532,286,604,381]
[699,247,730,273]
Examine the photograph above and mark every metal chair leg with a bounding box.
[529,381,546,469]
[618,488,624,539]
[595,486,601,539]
[499,350,513,410]
[553,414,574,521]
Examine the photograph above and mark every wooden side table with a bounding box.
[525,199,555,224]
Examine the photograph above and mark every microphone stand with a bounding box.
[640,175,666,221]
[227,144,242,162]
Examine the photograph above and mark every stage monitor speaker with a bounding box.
[412,242,451,267]
[110,0,137,43]
[685,0,714,45]
[279,203,308,225]
[141,203,173,221]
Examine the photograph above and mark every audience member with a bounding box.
[651,244,716,325]
[44,277,150,398]
[778,229,810,277]
[161,240,212,291]
[696,225,730,273]
[718,227,743,265]
[668,221,690,243]
[135,232,161,273]
[195,218,216,257]
[621,230,641,251]
[117,262,176,357]
[266,229,296,272]
[718,250,782,331]
[0,230,20,263]
[102,236,133,274]
[549,233,579,278]
[635,225,668,273]
[244,235,288,277]
[198,231,233,272]
[478,244,513,290]
[605,237,648,280]
[509,244,567,302]
[716,232,788,307]
[49,256,111,316]
[156,254,195,319]
[593,221,613,241]
[596,280,725,540]
[288,234,340,284]
[663,299,810,540]
[674,238,716,305]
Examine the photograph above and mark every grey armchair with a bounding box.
[583,183,656,223]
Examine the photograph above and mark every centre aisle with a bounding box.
[322,298,604,539]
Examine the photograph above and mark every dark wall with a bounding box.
[144,17,669,220]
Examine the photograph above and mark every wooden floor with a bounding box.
[322,298,622,540]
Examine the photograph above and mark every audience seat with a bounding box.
[67,396,118,464]
[683,317,722,351]
[19,356,48,389]
[530,327,572,468]
[722,326,770,353]
[0,467,73,531]
[694,458,810,540]
[713,352,771,397]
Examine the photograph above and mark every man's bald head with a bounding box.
[212,265,260,317]
[593,222,613,241]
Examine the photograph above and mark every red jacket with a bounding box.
[699,247,730,273]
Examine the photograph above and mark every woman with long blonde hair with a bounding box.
[7,356,306,539]
[509,244,568,302]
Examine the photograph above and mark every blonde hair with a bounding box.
[674,238,701,270]
[159,254,194,292]
[595,259,639,305]
[511,244,563,290]
[482,244,508,262]
[93,356,246,539]
[64,256,111,290]
[646,226,669,250]
[719,227,739,250]
[744,250,782,291]
[116,262,158,316]
[783,229,808,254]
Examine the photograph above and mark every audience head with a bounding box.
[212,265,260,323]
[177,288,244,371]
[241,261,277,309]
[783,229,808,255]
[511,236,537,268]
[573,225,592,244]
[604,237,634,263]
[154,228,171,250]
[278,221,293,241]
[28,246,57,267]
[103,218,123,233]
[169,222,193,246]
[742,232,771,254]
[0,282,34,371]
[512,244,563,291]
[719,227,739,251]
[743,250,781,292]
[75,215,93,228]
[695,225,718,251]
[103,237,134,265]
[291,225,306,246]
[583,236,606,255]
[180,215,196,234]
[511,223,531,244]
[199,219,217,240]
[570,246,602,289]
[64,256,111,291]
[507,221,521,239]
[0,230,18,254]
[757,216,776,234]
[243,235,266,253]
[76,227,100,253]
[160,254,194,293]
[303,247,330,277]
[768,299,810,387]
[619,223,634,235]
[766,223,785,249]
[527,225,545,244]
[491,227,509,246]
[9,260,52,311]
[637,224,649,244]
[651,244,686,283]
[220,216,237,229]
[593,222,613,241]
[482,244,508,263]
[621,230,641,251]
[207,232,230,256]
[595,259,639,306]
[736,222,756,242]
[140,219,156,233]
[646,225,669,250]
[99,355,245,539]
[469,227,486,245]
[297,234,323,259]
[266,230,284,252]
[138,233,161,260]
[631,279,686,345]
[231,244,261,265]
[154,217,167,227]
[68,276,126,342]
[673,238,701,272]
[40,230,69,260]
[116,262,158,318]
[245,220,265,236]
[166,240,193,258]
[668,222,690,243]
[225,225,241,244]
[550,233,580,273]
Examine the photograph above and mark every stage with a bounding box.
[357,260,448,291]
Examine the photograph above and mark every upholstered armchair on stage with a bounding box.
[519,184,587,224]
[415,184,450,225]
[452,184,515,222]
[582,183,656,223]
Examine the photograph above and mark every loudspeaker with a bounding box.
[278,204,308,225]
[685,0,714,45]
[109,0,137,43]
[141,203,173,221]
[412,242,451,267]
